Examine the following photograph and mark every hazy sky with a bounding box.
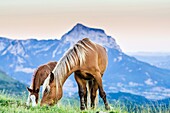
[0,0,170,52]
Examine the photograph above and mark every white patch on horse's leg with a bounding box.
[30,95,37,107]
[94,90,99,108]
[26,93,31,106]
[86,81,91,109]
[56,100,61,107]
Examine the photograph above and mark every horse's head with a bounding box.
[26,87,39,106]
[40,72,59,106]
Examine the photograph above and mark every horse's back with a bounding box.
[47,61,57,71]
[96,44,108,74]
[81,38,108,74]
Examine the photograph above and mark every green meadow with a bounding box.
[0,92,119,113]
[0,91,170,113]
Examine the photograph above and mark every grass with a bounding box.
[0,92,120,113]
[0,91,170,113]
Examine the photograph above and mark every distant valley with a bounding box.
[127,52,170,70]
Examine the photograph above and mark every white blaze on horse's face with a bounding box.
[30,95,37,107]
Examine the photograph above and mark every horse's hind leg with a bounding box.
[74,73,87,110]
[93,72,110,110]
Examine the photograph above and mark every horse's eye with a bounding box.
[44,88,48,93]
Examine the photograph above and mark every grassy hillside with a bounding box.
[0,70,27,95]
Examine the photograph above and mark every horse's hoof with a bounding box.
[26,102,30,106]
[91,106,95,110]
[80,106,85,110]
[105,105,110,110]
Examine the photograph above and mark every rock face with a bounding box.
[0,23,170,100]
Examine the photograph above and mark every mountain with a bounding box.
[127,52,170,70]
[66,91,170,107]
[0,23,170,100]
[0,38,60,83]
[0,70,27,95]
[107,92,170,112]
[107,92,151,105]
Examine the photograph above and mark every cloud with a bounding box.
[144,78,157,86]
[129,82,143,87]
[15,65,35,74]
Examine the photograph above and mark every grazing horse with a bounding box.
[26,61,57,106]
[41,38,110,110]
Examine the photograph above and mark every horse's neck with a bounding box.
[56,83,63,101]
[32,76,41,91]
[54,59,79,86]
[60,68,76,86]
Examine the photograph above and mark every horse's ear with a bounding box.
[27,87,33,92]
[50,72,54,83]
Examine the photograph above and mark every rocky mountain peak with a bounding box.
[61,23,121,51]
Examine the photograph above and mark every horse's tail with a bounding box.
[86,81,98,109]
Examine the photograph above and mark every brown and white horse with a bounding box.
[41,38,110,110]
[26,61,57,106]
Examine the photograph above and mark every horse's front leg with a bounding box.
[26,93,31,106]
[78,85,86,110]
[74,73,87,110]
[90,80,98,109]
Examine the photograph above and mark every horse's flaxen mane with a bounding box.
[42,38,94,94]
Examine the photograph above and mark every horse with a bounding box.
[40,38,110,110]
[26,61,57,106]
